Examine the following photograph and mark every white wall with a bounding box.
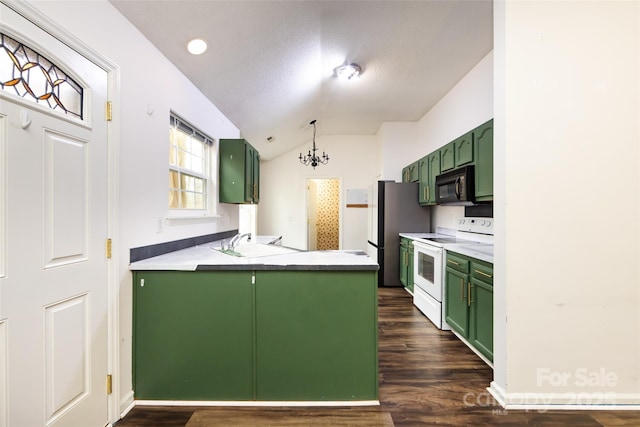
[414,51,494,230]
[29,0,241,413]
[493,0,640,406]
[259,134,378,251]
[377,121,418,181]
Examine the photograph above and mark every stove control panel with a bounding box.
[457,217,494,235]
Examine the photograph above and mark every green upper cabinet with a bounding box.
[418,151,440,206]
[427,151,440,204]
[454,131,474,167]
[245,143,260,203]
[440,141,455,172]
[418,156,429,204]
[402,118,493,204]
[219,139,260,204]
[473,119,493,201]
[402,161,419,183]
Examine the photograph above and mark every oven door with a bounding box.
[412,241,443,302]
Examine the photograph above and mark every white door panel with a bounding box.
[0,3,109,426]
[44,130,89,268]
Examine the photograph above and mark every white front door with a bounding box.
[0,4,109,427]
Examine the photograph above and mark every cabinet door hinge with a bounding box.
[106,374,113,395]
[106,101,113,121]
[106,238,112,259]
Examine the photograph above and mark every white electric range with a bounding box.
[400,217,494,329]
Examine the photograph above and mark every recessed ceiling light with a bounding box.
[187,38,207,55]
[334,63,362,80]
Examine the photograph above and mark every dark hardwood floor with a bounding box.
[115,287,640,426]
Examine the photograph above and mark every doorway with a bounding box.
[0,3,113,426]
[307,178,341,250]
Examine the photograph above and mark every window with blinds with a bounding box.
[169,114,214,212]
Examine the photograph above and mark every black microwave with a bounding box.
[435,165,475,206]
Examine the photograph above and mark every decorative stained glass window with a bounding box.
[169,114,214,211]
[0,32,83,119]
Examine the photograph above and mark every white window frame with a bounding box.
[167,113,217,220]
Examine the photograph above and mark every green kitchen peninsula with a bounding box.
[129,244,379,404]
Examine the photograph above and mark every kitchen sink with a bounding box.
[214,243,300,258]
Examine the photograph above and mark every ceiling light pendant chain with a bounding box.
[299,119,329,169]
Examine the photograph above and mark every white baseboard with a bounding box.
[119,390,135,418]
[134,399,380,407]
[488,382,640,410]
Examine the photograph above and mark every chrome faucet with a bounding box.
[229,232,252,250]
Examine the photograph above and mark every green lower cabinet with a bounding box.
[399,239,409,288]
[133,271,254,400]
[255,271,378,401]
[444,253,493,363]
[399,238,414,293]
[133,269,378,402]
[407,244,414,293]
[444,267,469,336]
[470,277,493,361]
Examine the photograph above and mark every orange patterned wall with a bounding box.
[315,179,340,250]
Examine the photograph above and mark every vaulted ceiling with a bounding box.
[110,0,493,161]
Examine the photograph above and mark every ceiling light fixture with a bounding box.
[299,120,329,169]
[187,38,207,55]
[334,63,362,80]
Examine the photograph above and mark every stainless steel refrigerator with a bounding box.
[367,180,431,287]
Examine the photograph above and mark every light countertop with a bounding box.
[445,244,493,264]
[129,243,379,272]
[399,232,494,264]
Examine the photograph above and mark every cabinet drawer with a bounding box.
[471,261,493,285]
[446,253,469,273]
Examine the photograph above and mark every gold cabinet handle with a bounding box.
[448,259,460,266]
[474,269,492,279]
[460,279,465,301]
[426,186,430,200]
[468,282,473,307]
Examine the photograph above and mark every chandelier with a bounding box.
[298,119,329,169]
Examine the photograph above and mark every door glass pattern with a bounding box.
[0,32,83,119]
